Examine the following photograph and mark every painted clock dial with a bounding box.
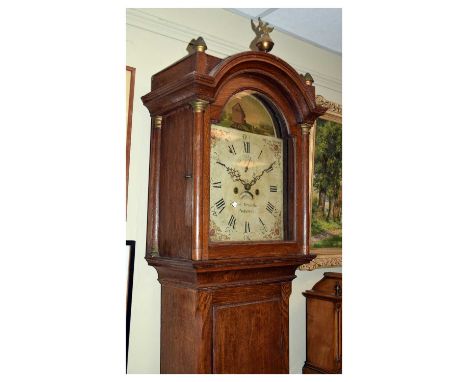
[209,124,284,242]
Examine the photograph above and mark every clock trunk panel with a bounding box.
[213,299,285,373]
[305,298,338,372]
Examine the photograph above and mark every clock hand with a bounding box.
[248,161,275,187]
[244,157,251,173]
[216,161,249,186]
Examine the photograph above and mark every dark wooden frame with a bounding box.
[141,50,327,373]
[126,240,136,373]
[126,66,136,213]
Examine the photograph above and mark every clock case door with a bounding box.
[142,50,326,262]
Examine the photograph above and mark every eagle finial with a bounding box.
[257,17,274,36]
[252,17,275,53]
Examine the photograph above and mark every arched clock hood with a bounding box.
[142,50,326,125]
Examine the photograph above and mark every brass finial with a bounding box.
[252,17,275,53]
[188,36,207,53]
[304,73,314,86]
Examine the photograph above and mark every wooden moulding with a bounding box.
[147,254,316,289]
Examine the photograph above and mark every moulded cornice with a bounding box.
[126,8,342,97]
[208,51,319,120]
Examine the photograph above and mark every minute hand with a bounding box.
[248,161,275,187]
[216,161,249,186]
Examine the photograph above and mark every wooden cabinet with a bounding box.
[303,272,342,374]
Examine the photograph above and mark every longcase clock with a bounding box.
[142,39,326,374]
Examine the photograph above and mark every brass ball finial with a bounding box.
[304,73,314,86]
[252,17,275,53]
[188,36,207,53]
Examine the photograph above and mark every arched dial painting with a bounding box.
[209,90,286,242]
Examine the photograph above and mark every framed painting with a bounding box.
[301,95,342,271]
[126,66,136,213]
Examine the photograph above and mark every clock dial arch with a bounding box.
[209,90,290,243]
[209,77,306,247]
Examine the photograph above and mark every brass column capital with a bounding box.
[152,116,162,129]
[190,99,209,113]
[300,123,312,135]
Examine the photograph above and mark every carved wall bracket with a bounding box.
[315,95,342,115]
[299,249,342,271]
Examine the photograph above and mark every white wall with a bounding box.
[126,8,342,374]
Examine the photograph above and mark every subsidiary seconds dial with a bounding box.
[209,124,284,242]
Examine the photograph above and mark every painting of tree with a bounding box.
[311,118,342,248]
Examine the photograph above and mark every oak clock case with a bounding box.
[142,48,326,374]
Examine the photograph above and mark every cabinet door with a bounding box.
[306,298,338,372]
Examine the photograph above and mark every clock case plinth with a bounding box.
[142,50,326,373]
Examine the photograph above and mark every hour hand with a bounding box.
[216,161,243,183]
[244,157,251,173]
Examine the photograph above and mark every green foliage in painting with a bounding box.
[311,118,342,248]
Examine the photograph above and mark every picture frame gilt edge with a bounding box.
[300,95,342,272]
[126,65,136,216]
